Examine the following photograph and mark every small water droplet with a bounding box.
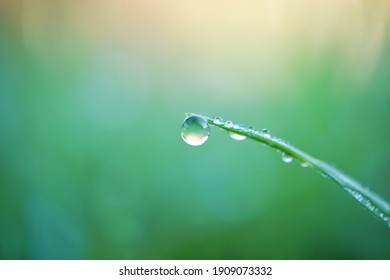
[181,116,210,146]
[247,126,255,133]
[281,152,293,163]
[261,128,271,138]
[300,162,309,168]
[240,124,248,132]
[229,132,247,141]
[214,117,223,125]
[225,121,233,128]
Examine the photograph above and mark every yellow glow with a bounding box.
[17,0,390,97]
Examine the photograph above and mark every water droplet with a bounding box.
[214,117,223,125]
[281,152,293,163]
[321,173,329,178]
[181,116,210,146]
[300,162,309,168]
[225,121,233,128]
[301,161,309,168]
[275,138,287,145]
[261,128,271,138]
[247,126,256,133]
[229,132,247,141]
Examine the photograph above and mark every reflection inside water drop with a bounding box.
[181,116,210,146]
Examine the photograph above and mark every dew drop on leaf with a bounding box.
[181,116,210,146]
[228,132,247,141]
[225,121,233,128]
[281,152,293,163]
[248,126,255,131]
[300,162,309,168]
[261,128,271,138]
[213,116,223,125]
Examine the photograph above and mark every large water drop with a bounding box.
[181,116,210,146]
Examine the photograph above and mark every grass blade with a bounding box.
[187,113,390,228]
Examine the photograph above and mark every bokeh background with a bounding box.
[1,0,390,259]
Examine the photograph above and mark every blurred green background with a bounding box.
[1,0,390,259]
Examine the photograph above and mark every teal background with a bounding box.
[1,0,390,259]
